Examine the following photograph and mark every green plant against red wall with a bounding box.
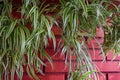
[0,0,120,80]
[0,0,56,80]
[57,0,120,80]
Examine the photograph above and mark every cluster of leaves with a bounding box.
[70,70,96,80]
[0,0,119,80]
[57,0,120,80]
[103,13,120,56]
[0,0,56,80]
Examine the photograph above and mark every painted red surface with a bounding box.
[108,73,120,80]
[22,74,65,80]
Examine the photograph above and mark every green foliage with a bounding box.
[103,14,120,54]
[0,0,55,80]
[69,70,95,80]
[58,0,120,79]
[0,0,119,80]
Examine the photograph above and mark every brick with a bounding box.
[45,61,68,73]
[107,50,120,60]
[108,73,120,80]
[87,38,104,48]
[96,27,104,38]
[94,61,120,72]
[52,26,62,36]
[46,38,63,49]
[12,0,21,4]
[42,74,65,80]
[12,9,21,19]
[23,74,65,80]
[45,61,85,73]
[91,73,106,80]
[65,52,77,61]
[89,49,105,60]
[98,73,106,80]
[40,74,65,80]
[45,49,65,60]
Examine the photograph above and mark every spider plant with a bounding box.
[0,0,56,80]
[103,8,120,56]
[57,0,120,80]
[0,0,120,80]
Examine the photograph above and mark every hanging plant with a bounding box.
[0,0,120,80]
[0,0,56,80]
[103,2,120,55]
[57,0,120,80]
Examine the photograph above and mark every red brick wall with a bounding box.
[16,26,120,80]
